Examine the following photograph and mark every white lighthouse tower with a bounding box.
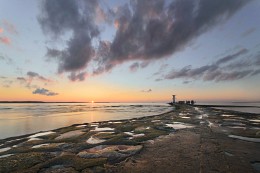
[172,95,176,104]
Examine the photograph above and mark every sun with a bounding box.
[91,101,94,103]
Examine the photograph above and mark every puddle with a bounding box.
[76,125,87,128]
[251,161,260,171]
[166,122,194,129]
[222,122,245,126]
[228,135,260,143]
[194,107,201,112]
[89,123,99,127]
[181,116,190,119]
[196,114,208,119]
[228,126,246,130]
[250,127,260,130]
[28,137,43,142]
[196,115,203,119]
[86,136,106,144]
[124,132,145,139]
[0,147,11,153]
[151,120,161,122]
[29,131,55,138]
[91,127,115,132]
[224,151,234,157]
[249,119,260,123]
[6,138,25,143]
[221,114,235,117]
[207,120,217,128]
[0,154,14,158]
[108,121,122,124]
[32,143,50,149]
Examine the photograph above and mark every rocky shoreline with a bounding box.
[0,105,259,173]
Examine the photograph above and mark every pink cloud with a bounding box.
[0,36,11,45]
[0,27,3,33]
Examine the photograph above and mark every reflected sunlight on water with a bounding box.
[0,103,172,139]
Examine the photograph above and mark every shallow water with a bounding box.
[228,135,260,143]
[0,103,172,139]
[197,102,260,114]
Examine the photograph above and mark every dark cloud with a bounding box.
[0,54,13,64]
[255,52,260,65]
[164,48,260,82]
[129,62,139,72]
[32,88,58,96]
[17,77,26,82]
[68,72,87,82]
[1,80,13,88]
[95,0,250,74]
[129,61,150,72]
[215,48,248,65]
[39,0,251,80]
[27,71,51,82]
[16,72,51,90]
[183,81,192,84]
[39,0,100,74]
[155,78,163,82]
[141,89,152,93]
[2,20,18,35]
[251,69,260,76]
[203,70,252,82]
[153,64,169,76]
[241,27,256,37]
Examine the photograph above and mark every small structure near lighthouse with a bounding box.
[168,95,195,106]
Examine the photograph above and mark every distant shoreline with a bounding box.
[0,101,110,103]
[195,104,260,108]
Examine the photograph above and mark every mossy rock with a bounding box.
[82,166,105,173]
[93,132,118,140]
[40,154,107,171]
[54,126,80,134]
[133,130,169,142]
[0,152,54,173]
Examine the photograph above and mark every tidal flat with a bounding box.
[0,105,259,173]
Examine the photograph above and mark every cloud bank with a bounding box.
[141,89,152,93]
[163,48,260,82]
[17,71,52,90]
[39,0,251,81]
[27,71,51,83]
[33,88,58,96]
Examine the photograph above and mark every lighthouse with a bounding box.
[172,95,176,103]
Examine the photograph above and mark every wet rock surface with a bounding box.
[0,105,259,172]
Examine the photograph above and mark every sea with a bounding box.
[196,102,260,114]
[0,102,259,139]
[0,102,173,139]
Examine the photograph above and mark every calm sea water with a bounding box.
[196,102,260,114]
[0,103,173,139]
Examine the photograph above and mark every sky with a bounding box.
[0,0,259,103]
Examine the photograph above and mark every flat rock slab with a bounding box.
[55,130,85,140]
[78,145,142,163]
[107,128,260,173]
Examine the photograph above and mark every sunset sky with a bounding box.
[0,0,259,102]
